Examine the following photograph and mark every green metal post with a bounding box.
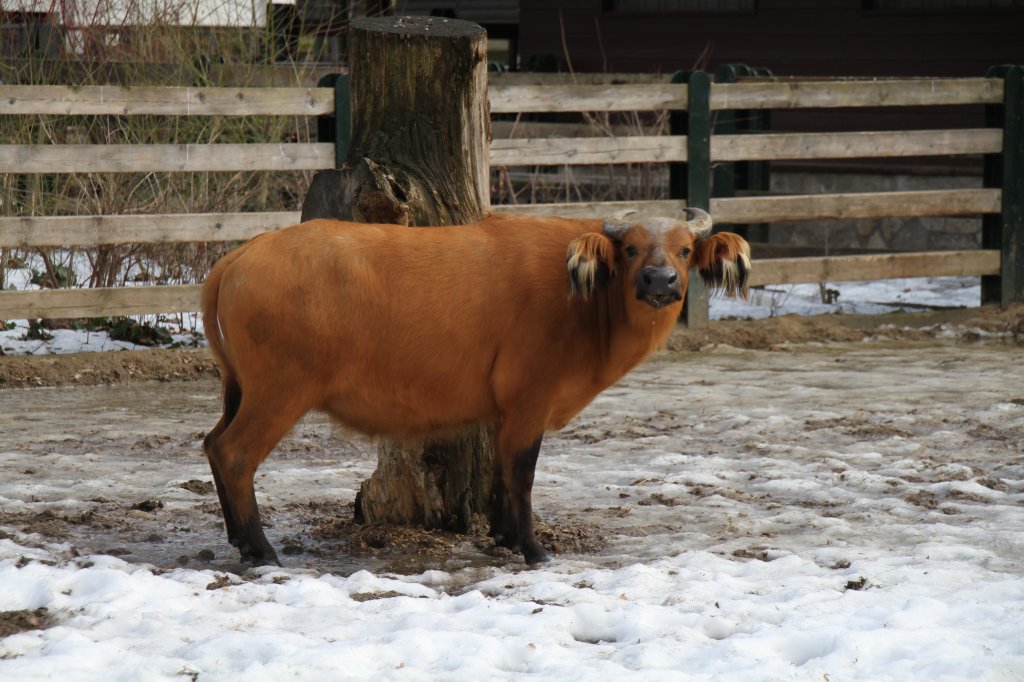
[983,64,1023,307]
[316,73,351,169]
[334,74,351,168]
[670,69,712,327]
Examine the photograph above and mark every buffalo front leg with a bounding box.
[491,432,549,565]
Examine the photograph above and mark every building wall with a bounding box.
[518,1,1024,78]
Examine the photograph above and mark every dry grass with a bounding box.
[490,110,670,207]
[0,1,339,300]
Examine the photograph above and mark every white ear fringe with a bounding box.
[717,249,752,299]
[567,249,600,299]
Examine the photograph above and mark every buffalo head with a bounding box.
[567,208,750,310]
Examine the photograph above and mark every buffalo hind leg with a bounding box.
[491,433,549,565]
[203,377,243,547]
[205,392,307,566]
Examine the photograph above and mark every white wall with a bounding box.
[6,0,294,27]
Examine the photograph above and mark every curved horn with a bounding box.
[684,207,713,239]
[603,209,637,242]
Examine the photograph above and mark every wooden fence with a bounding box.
[0,66,1020,322]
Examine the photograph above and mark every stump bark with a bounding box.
[302,15,489,227]
[301,15,495,533]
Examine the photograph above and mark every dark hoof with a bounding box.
[238,543,281,567]
[493,533,518,550]
[523,543,551,565]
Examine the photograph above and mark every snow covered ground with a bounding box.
[2,272,1023,680]
[1,261,203,355]
[712,276,982,320]
[0,313,202,356]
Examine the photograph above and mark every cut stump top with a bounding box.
[352,15,485,39]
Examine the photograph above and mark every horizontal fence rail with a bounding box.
[749,251,1001,288]
[0,135,848,173]
[0,85,336,116]
[489,83,688,113]
[0,68,1019,322]
[0,212,302,248]
[490,135,688,166]
[488,78,1004,113]
[0,143,335,174]
[713,189,1002,224]
[710,78,1003,110]
[488,129,1002,167]
[0,285,201,320]
[0,187,998,250]
[494,189,1003,223]
[710,129,1002,162]
[1,78,1002,118]
[0,248,1002,320]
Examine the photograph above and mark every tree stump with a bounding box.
[302,15,489,227]
[301,15,495,533]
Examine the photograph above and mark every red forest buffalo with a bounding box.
[201,208,750,565]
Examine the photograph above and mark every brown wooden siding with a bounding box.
[519,1,1024,78]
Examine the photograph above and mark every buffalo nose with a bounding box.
[642,267,679,287]
[638,266,683,308]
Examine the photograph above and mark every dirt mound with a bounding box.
[668,304,1024,352]
[0,348,218,388]
[668,314,868,351]
[0,607,51,637]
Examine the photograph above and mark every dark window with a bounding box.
[865,0,1024,9]
[607,0,755,12]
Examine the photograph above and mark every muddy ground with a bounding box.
[1,305,1022,582]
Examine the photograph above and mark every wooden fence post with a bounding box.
[669,69,712,327]
[983,64,1023,307]
[300,15,497,537]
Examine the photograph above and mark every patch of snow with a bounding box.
[710,276,980,320]
[1,535,1021,680]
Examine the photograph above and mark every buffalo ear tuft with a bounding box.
[567,233,617,300]
[695,233,752,300]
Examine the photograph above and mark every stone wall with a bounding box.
[765,171,983,252]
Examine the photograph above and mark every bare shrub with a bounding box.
[490,109,670,208]
[1,0,337,300]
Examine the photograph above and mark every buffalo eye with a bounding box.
[679,246,692,259]
[624,245,639,259]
